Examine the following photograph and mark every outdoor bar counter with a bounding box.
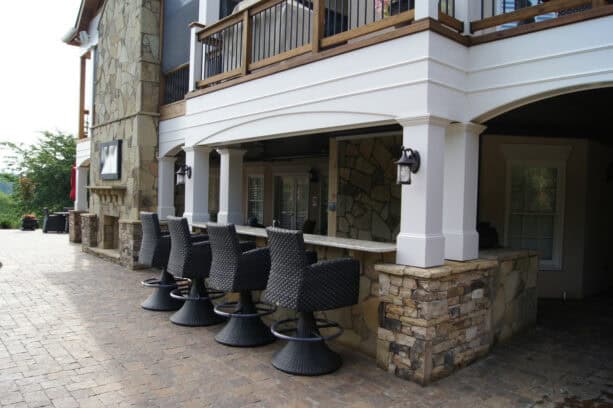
[192,223,396,253]
[192,223,396,358]
[191,223,538,384]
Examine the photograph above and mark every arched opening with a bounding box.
[477,87,613,346]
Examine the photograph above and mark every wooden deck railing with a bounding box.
[182,0,612,94]
[196,0,416,88]
[162,63,190,105]
[471,0,606,33]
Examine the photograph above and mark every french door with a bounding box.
[273,175,309,230]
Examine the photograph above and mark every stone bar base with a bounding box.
[80,214,98,247]
[80,215,144,269]
[119,219,143,269]
[69,210,86,243]
[375,250,537,384]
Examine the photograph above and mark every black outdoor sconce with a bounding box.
[396,146,420,185]
[175,164,192,186]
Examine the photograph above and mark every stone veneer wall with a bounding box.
[81,214,98,247]
[119,220,143,268]
[336,136,401,242]
[87,0,161,258]
[376,250,538,384]
[69,210,86,243]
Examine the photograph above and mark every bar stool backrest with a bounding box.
[207,223,241,276]
[265,227,310,309]
[138,212,163,267]
[167,216,212,279]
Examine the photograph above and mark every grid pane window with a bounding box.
[247,176,264,224]
[507,165,558,261]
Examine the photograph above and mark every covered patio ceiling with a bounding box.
[485,87,613,143]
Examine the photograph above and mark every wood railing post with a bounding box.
[312,0,325,53]
[241,10,252,75]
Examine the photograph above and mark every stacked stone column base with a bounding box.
[68,210,87,243]
[375,250,538,384]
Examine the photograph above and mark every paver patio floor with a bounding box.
[0,230,612,407]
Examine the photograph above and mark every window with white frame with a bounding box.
[502,144,570,270]
[247,175,264,224]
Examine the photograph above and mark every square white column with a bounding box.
[157,156,176,219]
[183,146,212,226]
[75,166,89,211]
[217,148,246,225]
[455,0,482,34]
[189,24,203,92]
[396,116,448,268]
[443,123,486,261]
[414,0,439,20]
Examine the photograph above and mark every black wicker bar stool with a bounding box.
[207,223,276,347]
[139,212,184,311]
[265,227,360,376]
[166,216,224,327]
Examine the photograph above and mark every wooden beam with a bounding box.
[78,54,88,139]
[321,10,415,48]
[248,44,311,71]
[312,0,325,53]
[241,10,252,76]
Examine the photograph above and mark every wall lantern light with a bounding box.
[396,146,420,185]
[175,164,192,185]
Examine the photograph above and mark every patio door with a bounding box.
[274,175,309,230]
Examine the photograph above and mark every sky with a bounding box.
[0,0,83,171]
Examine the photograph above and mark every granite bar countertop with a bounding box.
[192,223,396,253]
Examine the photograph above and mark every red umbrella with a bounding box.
[69,164,76,201]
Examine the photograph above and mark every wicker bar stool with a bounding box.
[139,212,183,311]
[166,216,224,327]
[265,227,360,376]
[207,223,276,347]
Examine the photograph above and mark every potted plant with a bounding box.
[21,214,38,231]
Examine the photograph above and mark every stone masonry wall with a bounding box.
[376,250,537,384]
[337,136,401,242]
[119,220,143,269]
[87,0,161,265]
[81,214,98,248]
[69,210,86,243]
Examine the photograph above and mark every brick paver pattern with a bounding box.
[0,230,612,407]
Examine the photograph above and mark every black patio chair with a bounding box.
[265,227,360,376]
[42,208,67,233]
[207,223,276,347]
[166,216,224,327]
[138,212,207,311]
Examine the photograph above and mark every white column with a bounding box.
[199,0,220,25]
[217,148,246,225]
[455,0,482,34]
[396,116,449,268]
[414,0,439,20]
[74,166,89,211]
[443,123,486,261]
[183,146,212,226]
[157,156,176,219]
[188,25,203,92]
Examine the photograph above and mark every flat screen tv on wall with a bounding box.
[100,140,122,180]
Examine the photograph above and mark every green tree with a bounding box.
[1,131,76,215]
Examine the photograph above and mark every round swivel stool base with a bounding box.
[141,286,183,311]
[215,316,275,347]
[272,341,341,376]
[170,299,225,327]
